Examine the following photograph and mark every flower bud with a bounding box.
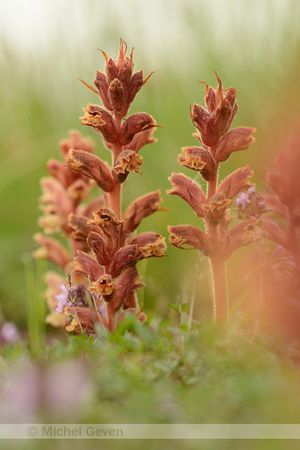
[68,149,114,192]
[93,70,112,111]
[108,78,127,113]
[191,71,238,147]
[126,70,144,104]
[119,113,156,145]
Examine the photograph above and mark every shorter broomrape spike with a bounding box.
[168,71,256,322]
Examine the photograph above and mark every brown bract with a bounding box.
[67,149,114,192]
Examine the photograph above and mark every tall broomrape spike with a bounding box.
[34,39,166,333]
[167,72,257,321]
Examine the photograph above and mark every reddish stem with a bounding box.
[205,160,228,321]
[108,115,123,219]
[210,256,228,321]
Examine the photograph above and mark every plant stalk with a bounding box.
[205,160,228,321]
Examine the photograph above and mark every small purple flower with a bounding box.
[236,187,266,219]
[1,322,20,343]
[55,283,89,313]
[236,192,251,209]
[55,284,70,313]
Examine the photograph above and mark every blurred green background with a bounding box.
[1,0,300,328]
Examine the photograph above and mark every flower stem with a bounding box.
[205,160,228,321]
[108,182,122,219]
[210,256,228,321]
[109,115,123,219]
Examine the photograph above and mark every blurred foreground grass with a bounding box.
[1,0,300,326]
[2,316,300,449]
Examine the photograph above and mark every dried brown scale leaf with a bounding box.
[123,190,162,234]
[168,225,213,256]
[67,149,114,192]
[167,173,206,218]
[73,250,104,283]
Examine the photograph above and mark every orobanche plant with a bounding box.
[167,71,258,320]
[34,39,166,332]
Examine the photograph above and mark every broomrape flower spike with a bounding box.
[34,39,166,333]
[168,71,257,321]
